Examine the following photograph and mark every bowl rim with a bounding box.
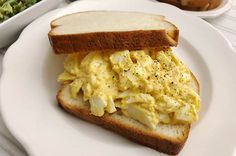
[0,0,51,27]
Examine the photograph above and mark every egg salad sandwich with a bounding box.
[48,11,200,155]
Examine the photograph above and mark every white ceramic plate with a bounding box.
[1,0,236,156]
[155,0,233,19]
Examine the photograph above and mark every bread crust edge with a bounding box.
[49,30,179,54]
[57,93,190,155]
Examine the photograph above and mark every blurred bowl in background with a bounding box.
[0,0,61,48]
[155,0,233,19]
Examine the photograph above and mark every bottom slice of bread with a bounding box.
[57,74,199,155]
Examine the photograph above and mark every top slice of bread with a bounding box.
[48,11,179,54]
[57,73,199,155]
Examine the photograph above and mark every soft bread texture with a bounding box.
[48,11,179,54]
[57,73,199,155]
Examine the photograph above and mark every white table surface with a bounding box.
[0,0,236,155]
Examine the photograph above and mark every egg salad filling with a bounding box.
[58,49,200,129]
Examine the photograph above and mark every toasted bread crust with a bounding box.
[49,30,179,54]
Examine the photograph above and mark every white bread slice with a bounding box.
[48,11,179,54]
[57,73,199,155]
